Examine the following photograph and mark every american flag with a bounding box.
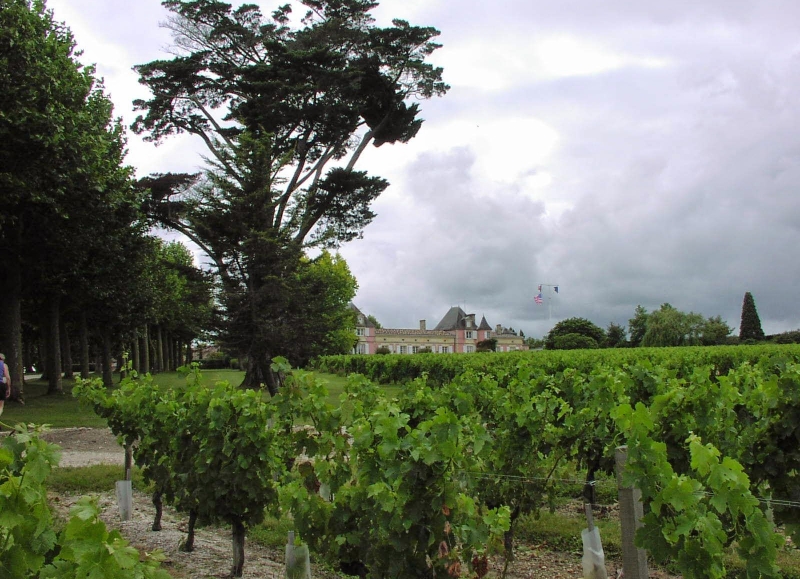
[534,292,543,304]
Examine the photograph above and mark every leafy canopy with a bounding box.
[545,317,605,350]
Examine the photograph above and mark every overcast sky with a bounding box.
[46,0,800,338]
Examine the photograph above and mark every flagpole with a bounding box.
[536,283,559,321]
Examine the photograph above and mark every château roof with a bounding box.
[478,315,491,331]
[349,303,375,328]
[433,306,467,331]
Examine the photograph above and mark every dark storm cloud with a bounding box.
[346,0,800,337]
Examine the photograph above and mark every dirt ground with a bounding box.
[43,427,672,578]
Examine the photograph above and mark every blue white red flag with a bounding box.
[554,286,559,293]
[534,292,543,304]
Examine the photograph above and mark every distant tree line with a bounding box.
[539,292,790,350]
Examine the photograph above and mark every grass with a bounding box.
[248,514,296,550]
[516,507,622,557]
[2,374,108,428]
[47,464,149,494]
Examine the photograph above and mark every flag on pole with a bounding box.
[538,284,542,292]
[554,286,559,293]
[534,292,543,304]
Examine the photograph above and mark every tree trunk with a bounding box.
[0,254,25,401]
[503,506,521,562]
[116,345,127,380]
[242,351,283,394]
[132,330,140,375]
[46,295,63,395]
[185,341,193,366]
[164,331,171,372]
[180,509,198,552]
[171,332,176,371]
[61,320,74,380]
[79,312,90,379]
[124,444,133,480]
[100,328,113,387]
[172,338,180,370]
[231,519,246,577]
[23,338,35,373]
[39,328,49,382]
[152,490,163,531]
[142,325,150,374]
[155,325,164,373]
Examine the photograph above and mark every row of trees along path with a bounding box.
[0,1,214,399]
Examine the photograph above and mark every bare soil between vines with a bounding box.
[44,427,678,578]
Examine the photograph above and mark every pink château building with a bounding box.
[350,304,527,354]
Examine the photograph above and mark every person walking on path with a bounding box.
[0,353,10,419]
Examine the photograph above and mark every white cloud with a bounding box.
[441,33,672,92]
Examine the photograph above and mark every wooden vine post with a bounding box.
[615,446,649,579]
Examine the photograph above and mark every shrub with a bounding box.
[545,318,605,350]
[376,346,391,355]
[551,333,598,350]
[415,347,432,354]
[773,331,800,344]
[476,338,497,352]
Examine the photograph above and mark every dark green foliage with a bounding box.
[699,315,733,346]
[739,292,765,342]
[772,330,800,344]
[552,333,598,350]
[545,317,605,350]
[605,322,627,348]
[476,338,497,352]
[375,346,391,355]
[641,304,701,347]
[628,305,649,347]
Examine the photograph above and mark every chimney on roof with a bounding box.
[496,324,502,333]
[420,319,426,331]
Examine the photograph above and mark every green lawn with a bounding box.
[2,375,108,428]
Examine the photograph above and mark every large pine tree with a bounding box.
[739,292,765,341]
[133,0,448,390]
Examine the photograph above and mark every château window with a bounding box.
[465,331,474,339]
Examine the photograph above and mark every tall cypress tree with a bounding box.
[739,292,765,341]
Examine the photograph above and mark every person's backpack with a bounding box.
[0,360,5,384]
